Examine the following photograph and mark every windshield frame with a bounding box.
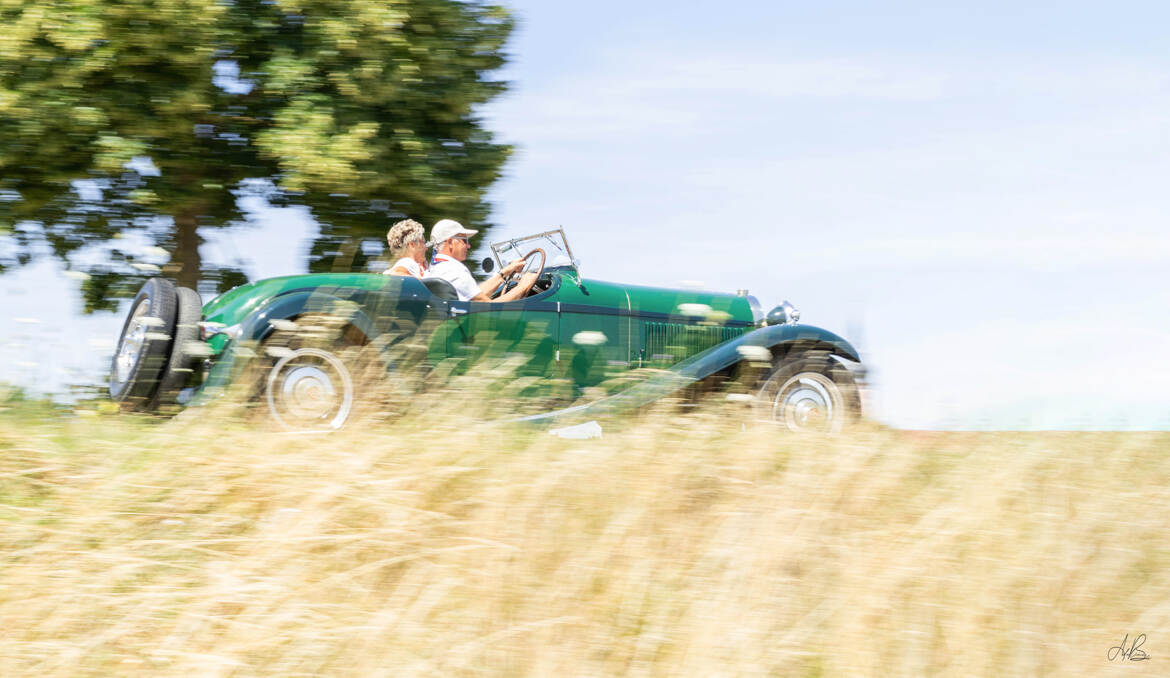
[487,228,579,273]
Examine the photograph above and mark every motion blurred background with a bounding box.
[2,5,1169,675]
[2,0,1168,429]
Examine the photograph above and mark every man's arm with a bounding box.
[494,272,539,302]
[471,271,506,301]
[471,259,528,302]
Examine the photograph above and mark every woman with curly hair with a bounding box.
[383,219,429,278]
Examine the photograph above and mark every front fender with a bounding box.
[517,323,862,425]
[675,323,860,380]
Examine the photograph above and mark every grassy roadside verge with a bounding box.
[2,397,1168,676]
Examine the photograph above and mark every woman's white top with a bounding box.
[384,257,426,279]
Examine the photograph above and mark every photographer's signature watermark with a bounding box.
[1108,633,1149,662]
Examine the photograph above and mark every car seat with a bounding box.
[422,277,459,301]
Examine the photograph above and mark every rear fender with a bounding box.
[237,291,375,344]
[197,291,375,398]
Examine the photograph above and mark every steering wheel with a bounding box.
[492,247,545,299]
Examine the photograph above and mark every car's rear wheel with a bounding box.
[260,315,367,432]
[756,353,860,434]
[266,346,356,431]
[109,278,178,409]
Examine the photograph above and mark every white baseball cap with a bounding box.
[429,219,478,246]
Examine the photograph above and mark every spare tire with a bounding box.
[109,277,178,408]
[152,286,204,408]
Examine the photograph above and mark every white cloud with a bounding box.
[491,49,1170,150]
[490,54,952,144]
[628,56,951,101]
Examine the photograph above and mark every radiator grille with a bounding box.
[642,322,745,365]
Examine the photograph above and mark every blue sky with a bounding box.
[3,1,1168,428]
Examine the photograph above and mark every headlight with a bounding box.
[765,300,800,326]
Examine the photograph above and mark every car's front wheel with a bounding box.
[756,353,860,434]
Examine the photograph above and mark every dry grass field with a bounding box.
[1,388,1167,677]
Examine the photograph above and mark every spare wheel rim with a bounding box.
[114,303,150,385]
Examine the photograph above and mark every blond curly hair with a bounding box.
[386,219,425,255]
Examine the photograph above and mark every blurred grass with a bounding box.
[1,389,1168,677]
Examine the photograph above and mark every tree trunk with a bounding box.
[173,213,203,290]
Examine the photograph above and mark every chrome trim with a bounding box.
[746,294,765,326]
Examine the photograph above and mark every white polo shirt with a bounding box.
[425,254,480,301]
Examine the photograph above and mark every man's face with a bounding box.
[447,236,470,261]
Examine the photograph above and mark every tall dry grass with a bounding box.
[1,391,1168,676]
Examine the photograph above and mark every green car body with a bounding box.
[111,231,865,431]
[198,271,860,418]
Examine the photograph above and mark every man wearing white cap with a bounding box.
[425,219,538,302]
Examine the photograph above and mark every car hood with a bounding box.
[574,275,755,325]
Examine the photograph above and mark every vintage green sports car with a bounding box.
[108,228,866,432]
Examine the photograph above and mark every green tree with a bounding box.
[0,0,512,311]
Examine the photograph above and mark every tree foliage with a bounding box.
[0,0,513,311]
